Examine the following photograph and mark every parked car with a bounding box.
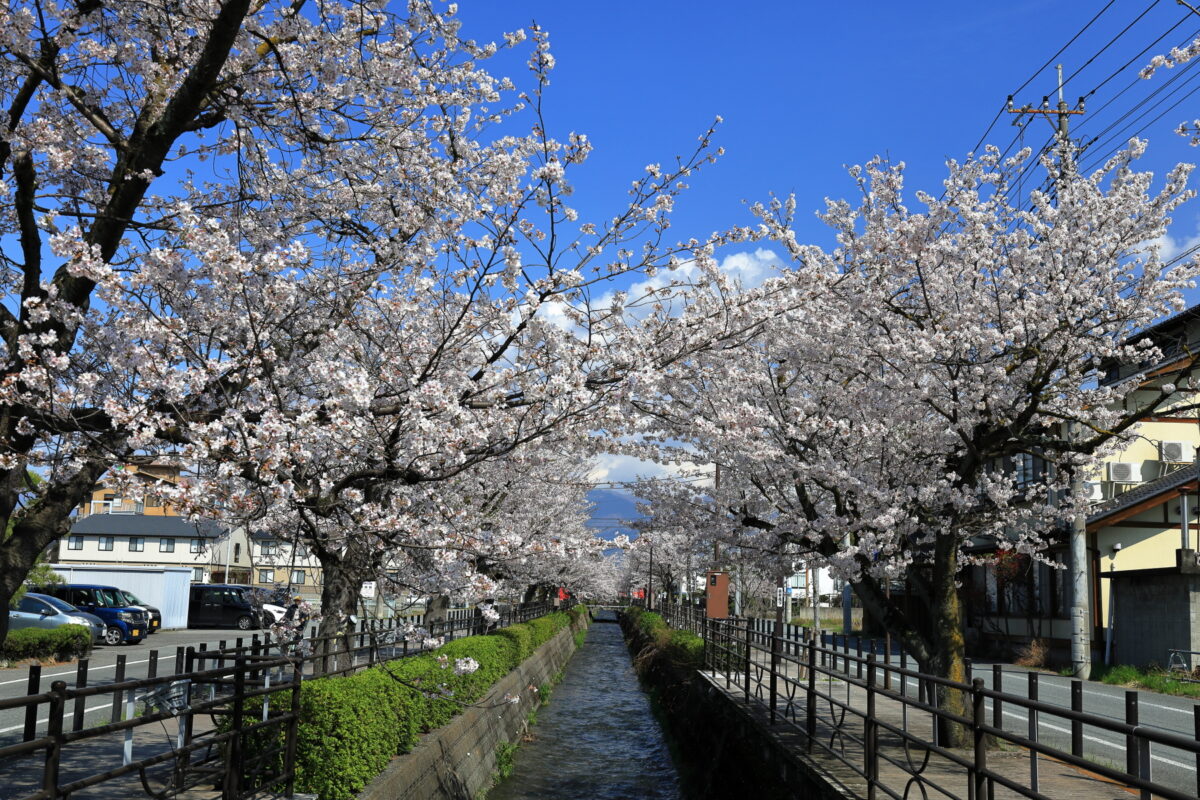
[115,589,162,634]
[188,584,268,630]
[8,592,107,643]
[33,584,149,645]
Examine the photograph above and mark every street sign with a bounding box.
[360,581,376,599]
[776,587,784,608]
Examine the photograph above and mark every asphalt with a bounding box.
[811,634,1200,797]
[0,626,290,742]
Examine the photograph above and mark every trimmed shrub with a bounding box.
[284,606,585,799]
[0,625,92,662]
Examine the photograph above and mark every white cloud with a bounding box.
[1150,229,1200,262]
[601,246,783,320]
[587,452,713,488]
[532,247,784,336]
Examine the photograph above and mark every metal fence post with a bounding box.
[110,654,126,723]
[806,637,817,752]
[223,655,246,799]
[992,665,1002,731]
[42,680,67,798]
[770,621,780,724]
[23,664,40,742]
[71,658,88,732]
[866,654,878,800]
[883,635,892,691]
[972,678,987,800]
[285,665,302,798]
[1125,691,1151,800]
[1071,679,1083,757]
[1125,691,1138,779]
[1028,672,1039,793]
[743,618,752,702]
[1193,704,1200,800]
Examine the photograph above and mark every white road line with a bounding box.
[0,701,110,735]
[997,708,1196,772]
[989,675,1196,716]
[0,657,154,687]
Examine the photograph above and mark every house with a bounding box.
[57,461,255,584]
[248,531,323,603]
[962,304,1200,665]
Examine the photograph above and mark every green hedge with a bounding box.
[623,607,703,670]
[0,625,92,662]
[286,606,586,800]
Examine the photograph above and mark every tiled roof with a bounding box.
[70,514,227,538]
[1086,464,1198,527]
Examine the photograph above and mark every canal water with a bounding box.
[489,610,683,800]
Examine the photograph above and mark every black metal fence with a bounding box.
[660,603,1200,800]
[0,600,560,800]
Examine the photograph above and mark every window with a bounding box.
[234,542,241,562]
[260,540,277,557]
[290,569,306,585]
[159,538,175,553]
[189,538,203,554]
[129,537,144,552]
[17,596,51,615]
[193,567,205,582]
[98,536,114,551]
[67,535,83,551]
[259,569,275,583]
[1013,452,1047,490]
[145,494,161,508]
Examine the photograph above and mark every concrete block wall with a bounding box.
[1112,573,1198,668]
[357,612,588,800]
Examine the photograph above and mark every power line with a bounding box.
[966,0,1122,157]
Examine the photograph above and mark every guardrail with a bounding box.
[1,600,565,800]
[660,603,1200,800]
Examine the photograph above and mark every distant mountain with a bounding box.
[586,488,644,540]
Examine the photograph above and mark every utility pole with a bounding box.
[1011,66,1090,679]
[1007,64,1085,170]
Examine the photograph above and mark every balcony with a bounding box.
[86,499,144,515]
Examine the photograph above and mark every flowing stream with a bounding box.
[488,609,683,799]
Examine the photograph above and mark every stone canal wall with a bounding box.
[621,610,850,800]
[356,609,590,800]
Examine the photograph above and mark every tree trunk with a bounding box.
[425,593,450,625]
[316,555,361,674]
[848,537,971,747]
[925,537,970,748]
[0,461,108,645]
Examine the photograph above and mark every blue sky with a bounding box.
[459,0,1200,261]
[456,1,1200,498]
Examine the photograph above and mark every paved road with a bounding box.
[813,638,1200,797]
[0,626,283,741]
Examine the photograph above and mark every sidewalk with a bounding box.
[706,644,1185,800]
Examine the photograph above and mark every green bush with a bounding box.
[283,607,583,800]
[0,625,92,662]
[622,608,703,670]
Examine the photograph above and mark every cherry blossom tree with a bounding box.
[638,142,1200,741]
[0,0,740,643]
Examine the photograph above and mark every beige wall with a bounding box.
[58,526,255,582]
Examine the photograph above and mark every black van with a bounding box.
[188,584,265,630]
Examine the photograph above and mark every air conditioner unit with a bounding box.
[1160,441,1194,463]
[1084,481,1105,501]
[1108,462,1142,483]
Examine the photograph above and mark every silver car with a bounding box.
[8,592,107,643]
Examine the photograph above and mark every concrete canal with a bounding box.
[488,609,683,799]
